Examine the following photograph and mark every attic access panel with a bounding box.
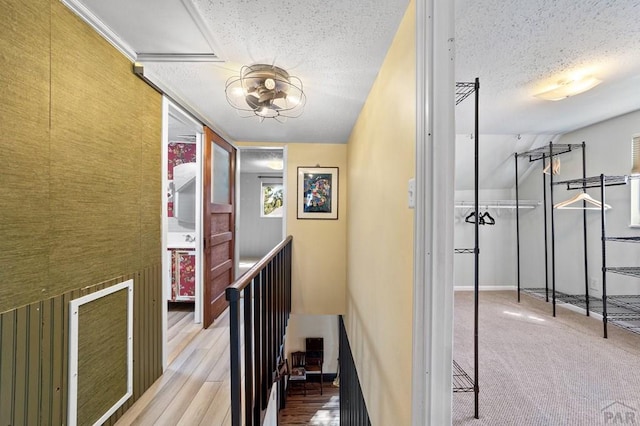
[68,280,133,426]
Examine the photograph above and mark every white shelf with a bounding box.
[455,200,540,209]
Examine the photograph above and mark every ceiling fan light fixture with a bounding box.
[287,95,300,106]
[266,159,284,170]
[534,76,602,101]
[225,64,306,122]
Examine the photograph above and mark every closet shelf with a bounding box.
[554,175,630,190]
[516,144,583,162]
[455,200,540,209]
[605,236,640,243]
[605,267,640,279]
[452,360,475,393]
[455,82,476,105]
[522,290,640,326]
[605,319,640,336]
[454,248,475,254]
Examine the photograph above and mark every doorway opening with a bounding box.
[162,98,204,366]
[236,147,286,277]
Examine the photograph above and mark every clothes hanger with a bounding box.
[554,192,611,210]
[465,211,477,223]
[465,211,487,224]
[543,158,561,175]
[481,211,495,225]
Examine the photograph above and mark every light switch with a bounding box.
[408,178,415,208]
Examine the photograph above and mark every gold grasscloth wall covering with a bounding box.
[0,0,163,424]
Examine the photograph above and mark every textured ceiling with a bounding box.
[79,0,410,143]
[455,0,640,135]
[74,0,640,155]
[239,148,285,174]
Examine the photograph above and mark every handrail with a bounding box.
[226,235,293,295]
[225,236,293,426]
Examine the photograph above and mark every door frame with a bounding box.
[161,97,205,369]
[234,145,287,279]
[412,0,456,424]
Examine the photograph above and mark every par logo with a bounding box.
[602,401,637,424]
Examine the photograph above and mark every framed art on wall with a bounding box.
[261,181,284,218]
[297,166,339,219]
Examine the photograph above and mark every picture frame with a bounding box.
[261,181,284,218]
[297,166,339,219]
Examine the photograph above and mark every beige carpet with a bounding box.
[453,290,640,425]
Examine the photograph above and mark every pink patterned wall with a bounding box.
[170,249,196,301]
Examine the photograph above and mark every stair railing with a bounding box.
[225,236,293,426]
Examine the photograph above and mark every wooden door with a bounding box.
[203,127,236,328]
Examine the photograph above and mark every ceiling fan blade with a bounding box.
[258,90,276,103]
[246,95,260,109]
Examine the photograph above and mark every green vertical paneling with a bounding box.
[12,307,29,425]
[13,307,28,426]
[27,304,42,424]
[40,298,54,424]
[154,265,162,380]
[0,311,16,424]
[51,294,64,424]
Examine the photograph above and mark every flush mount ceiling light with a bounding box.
[534,76,602,101]
[225,64,306,122]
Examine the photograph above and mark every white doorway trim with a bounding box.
[412,0,456,424]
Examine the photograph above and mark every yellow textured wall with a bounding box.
[237,142,347,314]
[345,1,415,424]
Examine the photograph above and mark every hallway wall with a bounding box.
[0,0,162,424]
[345,1,415,424]
[236,141,347,315]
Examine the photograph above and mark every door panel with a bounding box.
[203,127,236,328]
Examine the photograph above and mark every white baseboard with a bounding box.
[454,285,517,292]
[555,299,604,320]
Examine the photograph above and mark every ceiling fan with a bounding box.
[225,64,306,122]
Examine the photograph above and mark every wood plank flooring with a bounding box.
[115,306,232,425]
[279,384,339,425]
[166,303,201,365]
[116,303,339,425]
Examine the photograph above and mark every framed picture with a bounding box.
[297,166,339,219]
[261,181,284,218]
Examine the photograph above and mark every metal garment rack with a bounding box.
[514,142,586,317]
[553,174,640,337]
[453,78,479,419]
